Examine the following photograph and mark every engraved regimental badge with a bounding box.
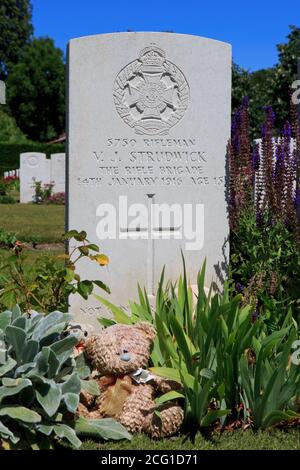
[113,46,190,135]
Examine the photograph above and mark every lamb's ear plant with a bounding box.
[0,306,131,449]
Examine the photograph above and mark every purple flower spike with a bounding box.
[235,282,244,293]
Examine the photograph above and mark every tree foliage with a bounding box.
[0,108,27,143]
[0,0,33,80]
[232,25,300,138]
[272,25,300,129]
[7,37,65,142]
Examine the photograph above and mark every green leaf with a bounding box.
[77,281,93,300]
[97,318,116,328]
[45,348,60,378]
[63,393,79,413]
[36,382,62,417]
[11,305,21,321]
[170,315,194,373]
[12,316,26,329]
[53,423,82,449]
[155,391,184,405]
[63,230,79,240]
[149,367,182,384]
[86,244,99,252]
[201,409,230,427]
[5,325,26,362]
[75,417,132,441]
[0,406,41,423]
[200,368,215,380]
[0,420,19,444]
[22,340,39,363]
[2,377,23,386]
[61,372,81,395]
[31,311,72,341]
[36,423,53,436]
[78,246,89,256]
[75,353,91,379]
[74,230,87,242]
[64,268,75,282]
[263,410,300,429]
[0,378,31,402]
[80,379,100,396]
[50,335,78,366]
[94,295,132,324]
[0,356,16,376]
[93,280,111,294]
[0,311,12,331]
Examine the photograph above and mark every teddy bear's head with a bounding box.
[84,322,156,375]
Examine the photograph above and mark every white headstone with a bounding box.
[20,153,50,203]
[51,153,66,193]
[0,81,5,105]
[67,33,231,325]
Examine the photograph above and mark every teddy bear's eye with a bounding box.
[123,349,128,353]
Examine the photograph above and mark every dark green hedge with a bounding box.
[0,142,65,176]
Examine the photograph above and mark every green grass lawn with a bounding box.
[0,204,65,243]
[81,429,300,451]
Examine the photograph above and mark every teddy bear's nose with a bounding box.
[120,353,131,362]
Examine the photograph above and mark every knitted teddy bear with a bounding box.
[78,322,184,438]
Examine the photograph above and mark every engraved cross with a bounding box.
[119,194,182,295]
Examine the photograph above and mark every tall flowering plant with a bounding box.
[229,98,300,324]
[229,98,300,233]
[227,97,254,229]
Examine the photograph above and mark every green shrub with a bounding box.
[0,195,16,204]
[0,230,110,313]
[230,211,300,326]
[240,328,300,428]
[96,259,300,431]
[0,108,27,144]
[0,229,17,248]
[32,180,54,204]
[0,306,132,449]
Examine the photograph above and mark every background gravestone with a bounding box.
[67,32,231,325]
[51,153,66,193]
[0,81,5,105]
[20,153,50,203]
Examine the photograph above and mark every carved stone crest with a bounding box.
[113,46,190,135]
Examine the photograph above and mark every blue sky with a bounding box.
[31,0,300,71]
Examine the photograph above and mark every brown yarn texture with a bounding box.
[78,322,183,438]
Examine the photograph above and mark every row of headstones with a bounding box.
[20,152,66,203]
[3,169,20,178]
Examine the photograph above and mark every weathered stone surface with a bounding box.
[51,153,66,193]
[67,32,231,326]
[0,81,5,105]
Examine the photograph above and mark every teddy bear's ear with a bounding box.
[135,322,156,342]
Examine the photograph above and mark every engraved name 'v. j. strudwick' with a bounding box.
[113,45,190,136]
